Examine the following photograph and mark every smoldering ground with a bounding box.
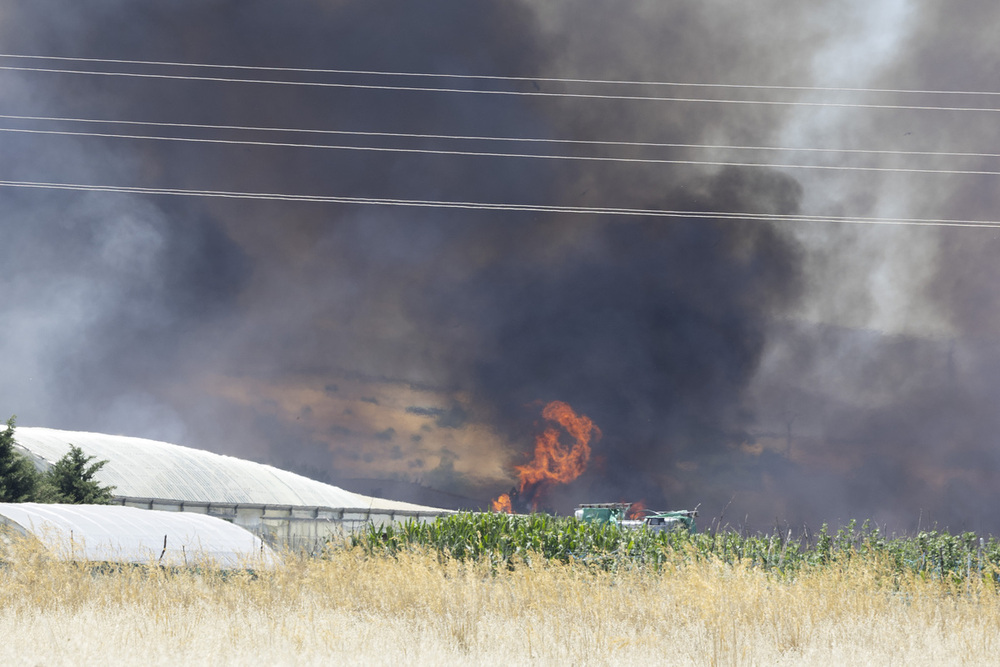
[1,1,999,531]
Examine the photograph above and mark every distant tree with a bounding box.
[0,416,41,502]
[0,417,116,504]
[40,445,115,504]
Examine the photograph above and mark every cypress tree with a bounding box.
[0,416,40,502]
[41,445,115,504]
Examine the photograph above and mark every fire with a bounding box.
[490,400,601,512]
[627,500,647,519]
[515,401,599,489]
[492,493,513,513]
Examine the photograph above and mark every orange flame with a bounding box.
[515,401,600,491]
[492,493,513,513]
[489,400,601,512]
[627,500,647,519]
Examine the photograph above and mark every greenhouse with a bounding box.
[12,426,451,549]
[0,503,276,568]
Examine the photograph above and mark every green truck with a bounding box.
[574,503,697,533]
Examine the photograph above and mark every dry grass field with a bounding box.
[1,537,999,666]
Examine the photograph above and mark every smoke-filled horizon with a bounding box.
[2,0,999,533]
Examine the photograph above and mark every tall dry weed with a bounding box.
[1,537,998,665]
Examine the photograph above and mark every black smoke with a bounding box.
[2,1,999,531]
[428,168,803,508]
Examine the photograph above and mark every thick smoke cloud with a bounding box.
[1,1,999,531]
[430,168,803,509]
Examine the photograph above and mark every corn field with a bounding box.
[353,512,1000,584]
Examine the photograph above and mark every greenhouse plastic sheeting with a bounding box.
[13,426,442,512]
[0,503,276,568]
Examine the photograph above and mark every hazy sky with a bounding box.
[2,1,999,532]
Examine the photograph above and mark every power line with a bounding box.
[2,53,998,98]
[2,177,999,228]
[5,125,999,177]
[0,63,998,113]
[4,112,999,160]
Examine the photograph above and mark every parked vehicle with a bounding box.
[574,503,697,532]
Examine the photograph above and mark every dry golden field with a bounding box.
[2,540,999,666]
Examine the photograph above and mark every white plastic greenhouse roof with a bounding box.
[0,503,276,568]
[12,426,444,513]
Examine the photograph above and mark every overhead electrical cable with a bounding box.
[2,112,999,160]
[0,64,998,113]
[4,125,999,177]
[1,53,999,98]
[2,178,1000,228]
[3,56,998,224]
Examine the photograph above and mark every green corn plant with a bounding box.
[343,512,1000,584]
